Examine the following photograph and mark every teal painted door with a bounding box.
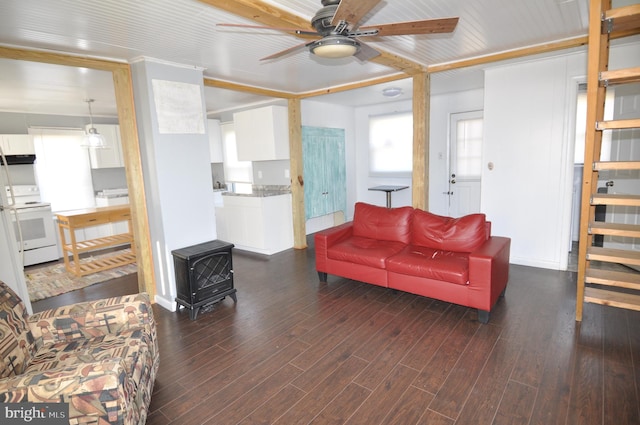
[302,126,346,220]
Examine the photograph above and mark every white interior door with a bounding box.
[601,84,640,257]
[448,111,483,217]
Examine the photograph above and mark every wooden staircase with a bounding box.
[575,1,640,321]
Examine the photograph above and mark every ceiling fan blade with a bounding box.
[331,0,382,29]
[354,40,380,62]
[217,23,320,37]
[359,17,459,36]
[260,41,312,61]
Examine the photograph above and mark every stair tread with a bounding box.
[576,1,640,322]
[589,222,640,237]
[596,118,640,130]
[587,246,640,266]
[603,4,640,33]
[584,287,640,311]
[586,267,640,290]
[590,193,640,207]
[600,67,640,85]
[593,161,640,171]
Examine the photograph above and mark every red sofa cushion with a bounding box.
[328,236,406,269]
[352,202,413,244]
[387,245,470,285]
[411,210,487,253]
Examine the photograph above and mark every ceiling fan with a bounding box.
[217,0,459,61]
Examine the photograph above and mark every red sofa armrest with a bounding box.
[314,222,354,272]
[468,236,511,309]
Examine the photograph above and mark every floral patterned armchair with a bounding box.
[0,280,159,425]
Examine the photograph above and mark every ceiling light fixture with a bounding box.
[82,99,106,149]
[382,87,403,98]
[310,35,359,58]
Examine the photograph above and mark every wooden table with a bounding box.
[56,205,136,276]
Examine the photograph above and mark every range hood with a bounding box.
[0,154,36,165]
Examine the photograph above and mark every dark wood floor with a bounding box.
[32,243,640,425]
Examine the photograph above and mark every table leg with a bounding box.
[386,192,392,208]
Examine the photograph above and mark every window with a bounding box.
[29,128,95,212]
[369,112,413,176]
[221,122,253,193]
[455,117,483,179]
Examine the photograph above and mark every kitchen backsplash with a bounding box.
[211,163,225,186]
[252,159,290,186]
[91,167,127,191]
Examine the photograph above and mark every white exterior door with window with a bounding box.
[448,111,483,217]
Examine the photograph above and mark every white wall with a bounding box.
[483,54,582,270]
[131,59,216,311]
[482,41,639,270]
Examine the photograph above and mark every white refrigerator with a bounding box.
[0,169,32,314]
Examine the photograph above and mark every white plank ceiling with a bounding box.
[0,0,621,118]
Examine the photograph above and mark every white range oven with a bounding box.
[5,185,59,266]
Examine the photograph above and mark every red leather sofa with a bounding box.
[314,202,511,323]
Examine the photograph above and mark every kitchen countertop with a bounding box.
[222,185,291,197]
[96,188,129,198]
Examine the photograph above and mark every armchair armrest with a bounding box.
[468,236,511,305]
[28,293,157,359]
[314,222,353,272]
[0,359,132,423]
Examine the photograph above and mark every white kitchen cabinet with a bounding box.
[208,119,224,163]
[220,194,293,255]
[87,124,124,168]
[233,105,289,161]
[0,134,35,155]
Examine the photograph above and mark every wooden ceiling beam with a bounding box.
[428,36,589,73]
[297,73,408,98]
[197,0,313,31]
[0,45,127,72]
[198,0,426,75]
[371,51,427,75]
[203,78,297,99]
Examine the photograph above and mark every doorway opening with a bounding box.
[568,82,616,271]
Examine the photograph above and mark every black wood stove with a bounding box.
[172,240,237,320]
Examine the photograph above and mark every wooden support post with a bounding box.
[288,98,307,249]
[412,72,430,210]
[112,66,156,298]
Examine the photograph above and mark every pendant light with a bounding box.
[82,99,106,149]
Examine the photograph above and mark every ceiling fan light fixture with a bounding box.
[311,36,359,58]
[81,99,107,149]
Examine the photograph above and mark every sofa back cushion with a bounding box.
[412,210,488,253]
[352,202,413,244]
[0,280,35,378]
